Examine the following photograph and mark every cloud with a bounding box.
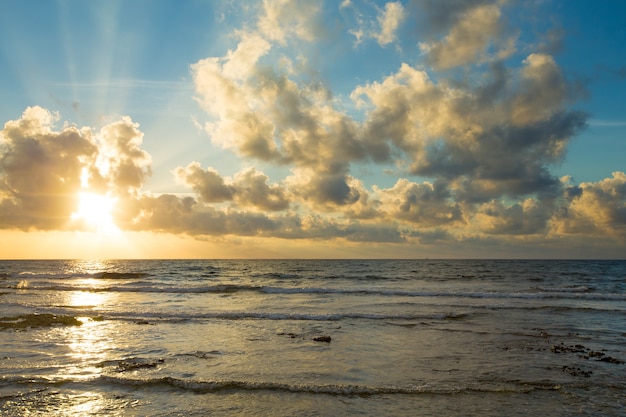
[94,116,151,197]
[174,162,234,203]
[512,54,570,125]
[0,107,149,231]
[353,54,586,201]
[0,107,96,230]
[374,2,405,46]
[174,162,290,211]
[0,104,620,250]
[413,0,497,34]
[418,2,514,69]
[286,169,362,208]
[553,172,626,237]
[376,178,464,226]
[257,0,322,44]
[184,0,592,247]
[120,194,281,237]
[475,198,553,235]
[344,1,405,47]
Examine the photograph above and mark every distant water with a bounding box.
[1,259,625,416]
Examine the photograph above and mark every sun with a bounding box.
[71,192,120,234]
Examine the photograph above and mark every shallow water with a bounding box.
[1,259,625,416]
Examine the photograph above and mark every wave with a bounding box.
[12,372,626,398]
[97,375,562,396]
[0,374,568,397]
[537,285,592,293]
[99,310,472,322]
[96,272,150,279]
[5,271,150,281]
[9,281,626,302]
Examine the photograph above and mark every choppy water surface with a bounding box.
[1,259,625,416]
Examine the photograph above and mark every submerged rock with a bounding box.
[313,335,331,343]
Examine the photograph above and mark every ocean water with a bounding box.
[0,259,624,416]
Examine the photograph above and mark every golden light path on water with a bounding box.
[52,260,127,415]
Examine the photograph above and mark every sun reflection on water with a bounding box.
[65,259,113,276]
[61,264,118,381]
[37,260,137,414]
[67,318,111,364]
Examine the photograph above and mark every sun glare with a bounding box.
[72,193,120,234]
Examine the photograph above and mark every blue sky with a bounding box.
[0,0,625,258]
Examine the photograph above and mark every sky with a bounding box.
[0,0,625,259]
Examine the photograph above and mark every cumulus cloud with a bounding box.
[174,162,290,211]
[353,54,586,202]
[419,3,506,69]
[182,0,599,247]
[553,172,626,237]
[376,179,464,226]
[257,0,322,44]
[1,103,621,249]
[0,107,96,230]
[94,117,151,197]
[475,198,553,235]
[0,107,149,231]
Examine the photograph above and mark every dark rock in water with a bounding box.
[278,332,299,338]
[97,357,164,372]
[313,335,331,343]
[585,350,605,359]
[117,358,164,372]
[562,366,592,378]
[551,342,624,365]
[598,356,625,365]
[551,343,586,354]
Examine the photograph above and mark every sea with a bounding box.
[0,259,624,416]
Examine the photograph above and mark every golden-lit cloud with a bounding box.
[419,3,511,69]
[0,106,149,232]
[257,0,322,44]
[343,1,406,47]
[375,2,405,46]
